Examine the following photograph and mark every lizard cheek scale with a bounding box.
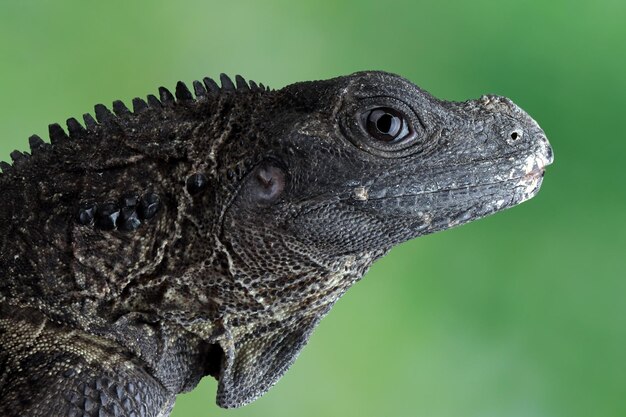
[0,71,552,415]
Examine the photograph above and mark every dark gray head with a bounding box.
[230,71,552,249]
[203,71,553,406]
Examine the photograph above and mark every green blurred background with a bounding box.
[1,1,624,416]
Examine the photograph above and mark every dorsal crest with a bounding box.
[0,74,269,176]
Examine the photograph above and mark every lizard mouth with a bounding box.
[519,168,546,200]
[340,155,551,231]
[355,171,547,203]
[517,151,551,199]
[523,167,546,182]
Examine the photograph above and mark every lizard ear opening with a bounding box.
[215,313,323,408]
[238,162,287,207]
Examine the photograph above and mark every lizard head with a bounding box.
[231,71,553,252]
[210,71,553,407]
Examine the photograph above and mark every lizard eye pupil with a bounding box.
[364,107,410,143]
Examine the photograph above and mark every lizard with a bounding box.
[0,71,553,416]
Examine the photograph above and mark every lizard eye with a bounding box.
[343,98,424,157]
[363,107,412,143]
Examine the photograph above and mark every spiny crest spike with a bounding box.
[112,100,131,116]
[175,81,193,101]
[147,94,162,108]
[10,150,27,163]
[83,113,97,130]
[158,87,175,104]
[203,77,220,93]
[235,75,249,91]
[220,73,235,91]
[94,104,115,123]
[28,134,45,152]
[67,118,86,138]
[132,97,148,113]
[0,161,12,172]
[48,123,69,144]
[193,80,207,97]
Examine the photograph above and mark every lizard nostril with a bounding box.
[508,128,524,144]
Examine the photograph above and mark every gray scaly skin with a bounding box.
[0,71,553,416]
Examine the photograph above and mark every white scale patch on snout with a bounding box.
[518,155,545,202]
[523,154,538,174]
[352,186,369,201]
[523,174,542,197]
